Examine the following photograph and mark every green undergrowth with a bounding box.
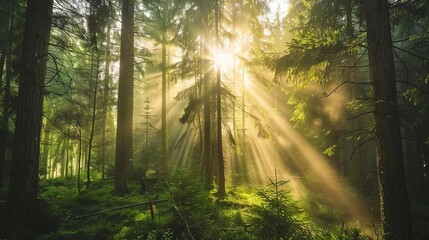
[34,173,373,240]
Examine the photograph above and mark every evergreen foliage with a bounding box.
[1,0,428,238]
[249,178,311,240]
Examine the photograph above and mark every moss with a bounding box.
[35,175,373,240]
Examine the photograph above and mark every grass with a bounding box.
[32,175,373,240]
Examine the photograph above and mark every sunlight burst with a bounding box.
[213,50,234,71]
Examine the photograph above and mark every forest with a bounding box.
[0,0,428,239]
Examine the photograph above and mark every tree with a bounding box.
[160,0,169,179]
[269,0,417,238]
[199,0,214,189]
[363,0,412,238]
[141,0,171,179]
[86,51,100,189]
[85,0,110,189]
[0,0,16,187]
[7,0,53,226]
[215,0,226,198]
[101,22,112,180]
[115,0,134,194]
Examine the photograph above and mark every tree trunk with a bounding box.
[199,0,213,189]
[240,65,247,183]
[160,1,168,179]
[196,44,204,175]
[86,51,100,189]
[115,0,134,194]
[102,23,111,180]
[40,118,51,178]
[0,52,5,85]
[65,136,70,177]
[78,133,82,192]
[230,0,240,186]
[215,0,225,198]
[7,0,53,227]
[61,138,66,177]
[70,143,74,177]
[363,1,413,239]
[0,0,15,188]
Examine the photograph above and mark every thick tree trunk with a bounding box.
[115,0,134,194]
[7,0,53,227]
[364,1,413,239]
[0,52,5,84]
[0,0,15,188]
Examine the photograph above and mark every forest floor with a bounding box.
[14,176,376,240]
[5,175,428,239]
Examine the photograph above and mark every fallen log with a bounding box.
[73,199,168,219]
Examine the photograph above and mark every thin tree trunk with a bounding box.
[82,142,88,180]
[231,0,239,185]
[115,0,134,194]
[240,65,247,182]
[215,0,225,198]
[197,40,204,175]
[102,23,111,180]
[78,133,82,193]
[61,138,66,177]
[364,1,412,239]
[7,0,53,227]
[48,154,53,178]
[41,121,50,178]
[70,136,74,177]
[86,51,100,189]
[65,136,69,177]
[200,0,213,189]
[160,1,168,179]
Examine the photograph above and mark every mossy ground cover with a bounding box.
[34,175,372,240]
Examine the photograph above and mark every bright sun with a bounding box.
[213,50,234,70]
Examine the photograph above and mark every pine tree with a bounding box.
[8,0,53,227]
[115,0,135,194]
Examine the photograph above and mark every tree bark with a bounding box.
[86,52,100,189]
[65,136,70,177]
[363,1,413,239]
[102,23,111,180]
[160,1,168,179]
[40,127,50,178]
[7,0,53,227]
[215,0,225,198]
[115,0,134,194]
[200,0,213,188]
[0,0,15,188]
[78,132,82,192]
[0,52,5,85]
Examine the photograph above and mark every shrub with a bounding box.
[249,178,312,240]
